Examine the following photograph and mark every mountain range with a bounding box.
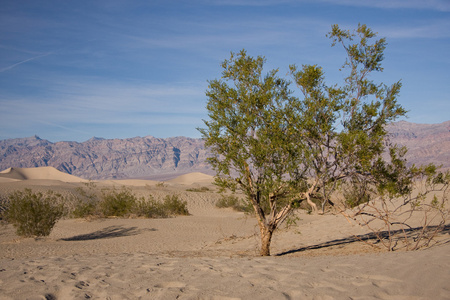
[1,121,449,180]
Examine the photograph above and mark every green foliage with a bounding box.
[72,185,101,218]
[199,48,307,214]
[72,187,190,219]
[372,146,413,197]
[134,195,168,218]
[288,23,407,212]
[199,24,408,256]
[161,194,190,216]
[216,195,253,213]
[3,189,65,237]
[343,183,371,208]
[100,188,137,217]
[72,201,98,218]
[133,195,189,218]
[186,186,211,192]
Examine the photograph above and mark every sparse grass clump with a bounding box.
[186,186,211,192]
[156,182,166,188]
[3,189,65,237]
[216,195,252,213]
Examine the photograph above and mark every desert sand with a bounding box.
[0,167,449,299]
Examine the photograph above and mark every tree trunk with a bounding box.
[259,226,273,256]
[305,192,318,213]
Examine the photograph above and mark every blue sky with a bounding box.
[1,0,449,142]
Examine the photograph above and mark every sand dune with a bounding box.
[0,167,210,185]
[167,172,214,185]
[0,166,87,183]
[0,176,20,183]
[1,212,448,299]
[100,179,160,187]
[1,244,449,300]
[0,169,449,299]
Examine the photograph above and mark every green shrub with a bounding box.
[216,195,252,213]
[71,186,100,218]
[343,184,371,208]
[133,194,189,217]
[72,201,98,218]
[0,195,9,221]
[186,186,211,192]
[134,196,168,218]
[99,188,137,217]
[69,186,190,219]
[162,194,190,216]
[4,189,65,237]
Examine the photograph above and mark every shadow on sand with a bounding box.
[277,224,450,256]
[60,225,156,241]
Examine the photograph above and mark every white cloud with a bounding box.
[0,76,207,128]
[379,19,450,39]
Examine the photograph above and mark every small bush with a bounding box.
[72,201,98,218]
[70,186,190,219]
[99,188,137,217]
[343,185,371,208]
[71,186,100,218]
[0,194,9,221]
[134,195,168,218]
[4,189,65,237]
[134,195,189,217]
[162,194,190,216]
[186,186,211,192]
[216,195,252,213]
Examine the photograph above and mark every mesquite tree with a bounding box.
[199,24,407,256]
[288,24,406,213]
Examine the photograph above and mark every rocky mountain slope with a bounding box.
[0,136,212,180]
[0,121,449,180]
[386,120,450,170]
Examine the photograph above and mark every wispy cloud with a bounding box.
[1,0,448,141]
[0,52,53,73]
[0,76,206,124]
[380,19,450,39]
[35,120,92,135]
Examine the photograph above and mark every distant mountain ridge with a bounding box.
[0,135,212,180]
[0,121,449,180]
[386,120,450,170]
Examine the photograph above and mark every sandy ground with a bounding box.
[0,167,449,299]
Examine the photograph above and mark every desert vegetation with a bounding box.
[186,186,211,192]
[343,164,450,251]
[1,185,190,238]
[199,23,450,255]
[2,189,65,237]
[215,194,253,213]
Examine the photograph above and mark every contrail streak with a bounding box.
[0,52,53,73]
